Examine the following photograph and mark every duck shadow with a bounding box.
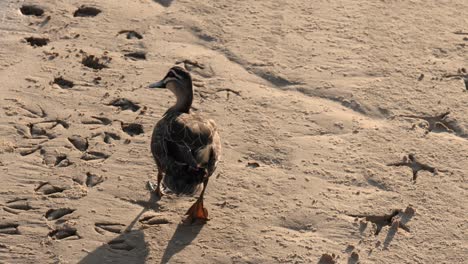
[78,193,161,264]
[160,222,204,264]
[78,230,148,264]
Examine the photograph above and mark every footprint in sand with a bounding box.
[45,208,76,220]
[49,224,79,240]
[73,172,105,187]
[94,222,125,234]
[0,223,20,235]
[20,5,44,16]
[73,6,101,17]
[35,182,65,195]
[24,37,49,47]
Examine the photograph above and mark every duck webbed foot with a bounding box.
[146,181,164,197]
[184,198,209,224]
[184,178,210,224]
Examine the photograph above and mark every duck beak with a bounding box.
[148,79,166,88]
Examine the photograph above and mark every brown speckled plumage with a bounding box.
[148,66,221,223]
[151,110,221,194]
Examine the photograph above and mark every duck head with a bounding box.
[149,66,193,113]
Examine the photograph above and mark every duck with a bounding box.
[147,66,221,223]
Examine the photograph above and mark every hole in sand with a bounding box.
[82,55,110,70]
[35,182,65,195]
[45,208,75,220]
[118,30,143,39]
[68,135,88,151]
[0,223,20,235]
[86,172,104,187]
[104,132,121,144]
[95,222,125,234]
[124,51,147,60]
[108,98,141,112]
[73,6,101,17]
[49,226,78,240]
[54,154,71,167]
[54,77,74,89]
[25,37,49,47]
[20,5,44,16]
[121,123,144,136]
[81,151,110,161]
[153,0,173,7]
[6,199,33,211]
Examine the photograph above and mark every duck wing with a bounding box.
[155,113,221,175]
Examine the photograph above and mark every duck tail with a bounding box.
[162,163,205,195]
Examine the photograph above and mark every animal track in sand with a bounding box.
[45,208,75,220]
[318,253,337,264]
[25,37,49,47]
[348,206,414,236]
[27,123,55,139]
[108,98,141,112]
[53,153,70,167]
[90,131,121,144]
[442,68,468,91]
[121,122,144,136]
[19,145,42,156]
[94,222,125,234]
[108,238,135,251]
[35,182,65,195]
[68,135,88,151]
[85,172,104,187]
[349,210,401,236]
[124,51,147,60]
[4,98,46,118]
[20,5,44,16]
[117,30,143,39]
[5,198,33,212]
[103,132,121,144]
[392,111,465,137]
[0,223,20,235]
[73,6,101,17]
[49,225,79,240]
[387,154,437,182]
[139,215,170,225]
[81,151,110,161]
[82,54,110,70]
[82,116,112,125]
[39,149,71,167]
[53,77,74,89]
[26,118,69,139]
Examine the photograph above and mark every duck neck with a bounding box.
[170,92,193,114]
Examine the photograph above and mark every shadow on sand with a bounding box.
[78,193,161,264]
[78,190,206,264]
[78,230,149,264]
[160,223,204,264]
[383,207,414,249]
[154,0,173,7]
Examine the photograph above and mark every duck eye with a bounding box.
[166,71,176,79]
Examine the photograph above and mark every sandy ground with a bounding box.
[0,0,467,263]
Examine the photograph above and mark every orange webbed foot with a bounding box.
[184,199,209,224]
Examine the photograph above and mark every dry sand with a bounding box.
[0,0,467,263]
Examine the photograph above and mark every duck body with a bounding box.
[148,66,221,223]
[151,110,220,194]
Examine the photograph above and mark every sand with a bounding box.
[0,0,467,263]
